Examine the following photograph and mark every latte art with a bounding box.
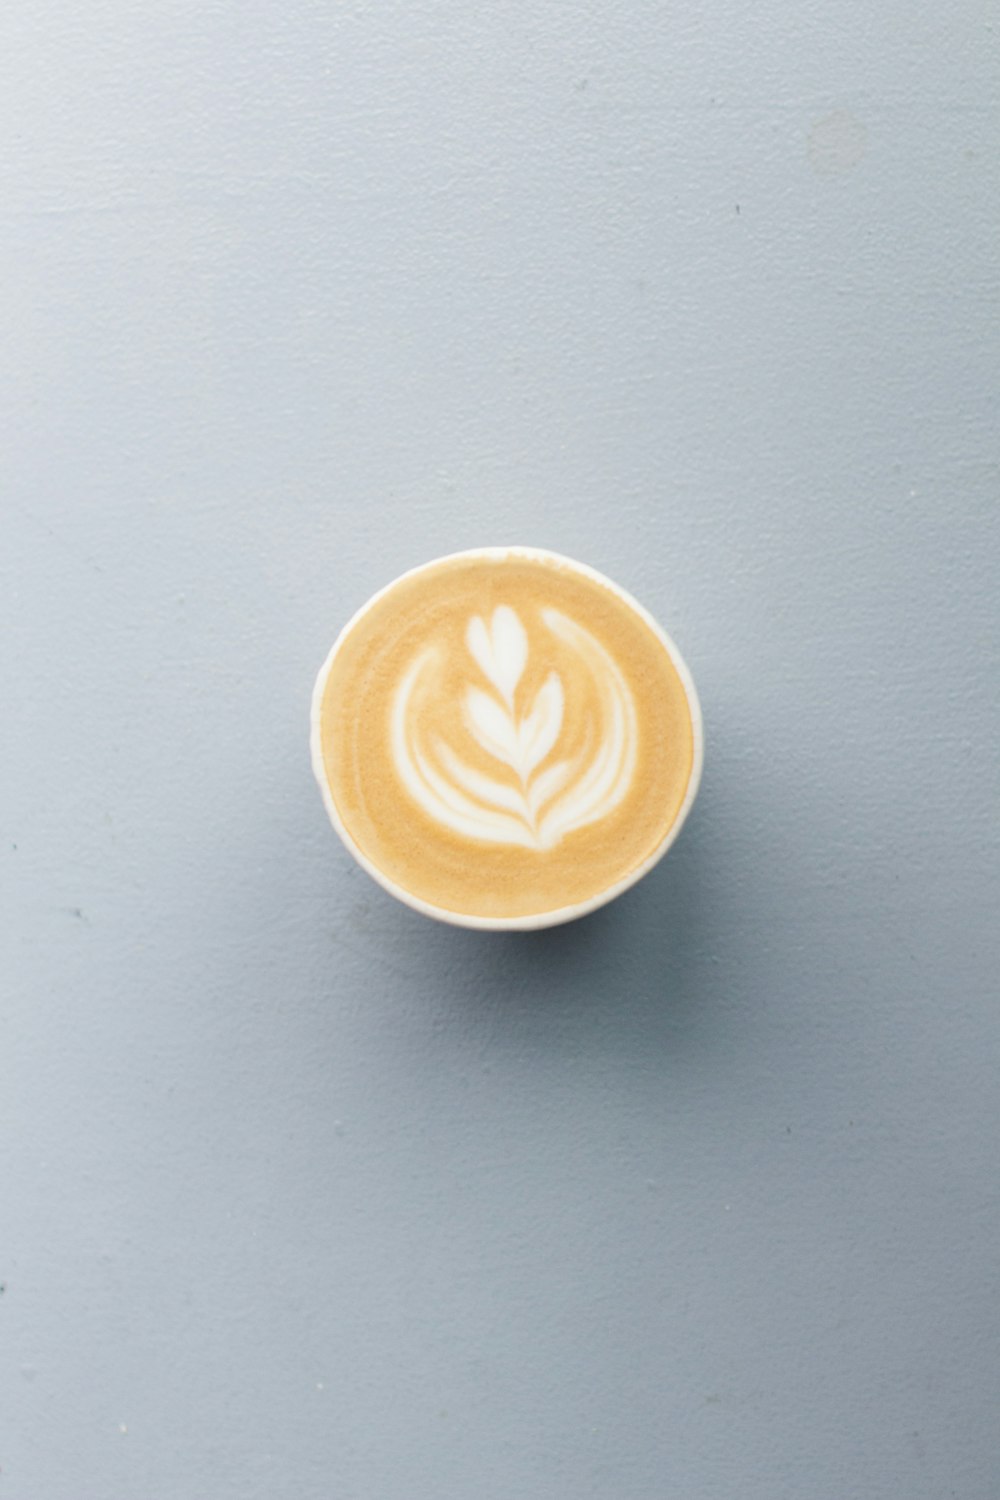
[312,549,702,928]
[392,606,637,850]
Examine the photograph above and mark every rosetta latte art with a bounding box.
[391,605,638,849]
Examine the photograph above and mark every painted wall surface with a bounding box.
[2,4,998,1496]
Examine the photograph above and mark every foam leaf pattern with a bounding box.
[392,606,637,849]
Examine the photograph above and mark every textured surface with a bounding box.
[2,3,998,1496]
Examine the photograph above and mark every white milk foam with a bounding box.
[391,604,637,850]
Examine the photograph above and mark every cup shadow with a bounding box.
[411,817,713,1063]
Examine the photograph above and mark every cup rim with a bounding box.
[311,545,704,931]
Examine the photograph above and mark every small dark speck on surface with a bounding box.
[735,203,741,214]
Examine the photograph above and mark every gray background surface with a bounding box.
[2,3,999,1496]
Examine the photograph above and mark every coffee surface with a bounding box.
[314,552,698,922]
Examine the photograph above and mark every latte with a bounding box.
[311,548,702,928]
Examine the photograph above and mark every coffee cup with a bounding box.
[311,547,703,930]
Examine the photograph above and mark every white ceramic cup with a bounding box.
[311,546,704,930]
